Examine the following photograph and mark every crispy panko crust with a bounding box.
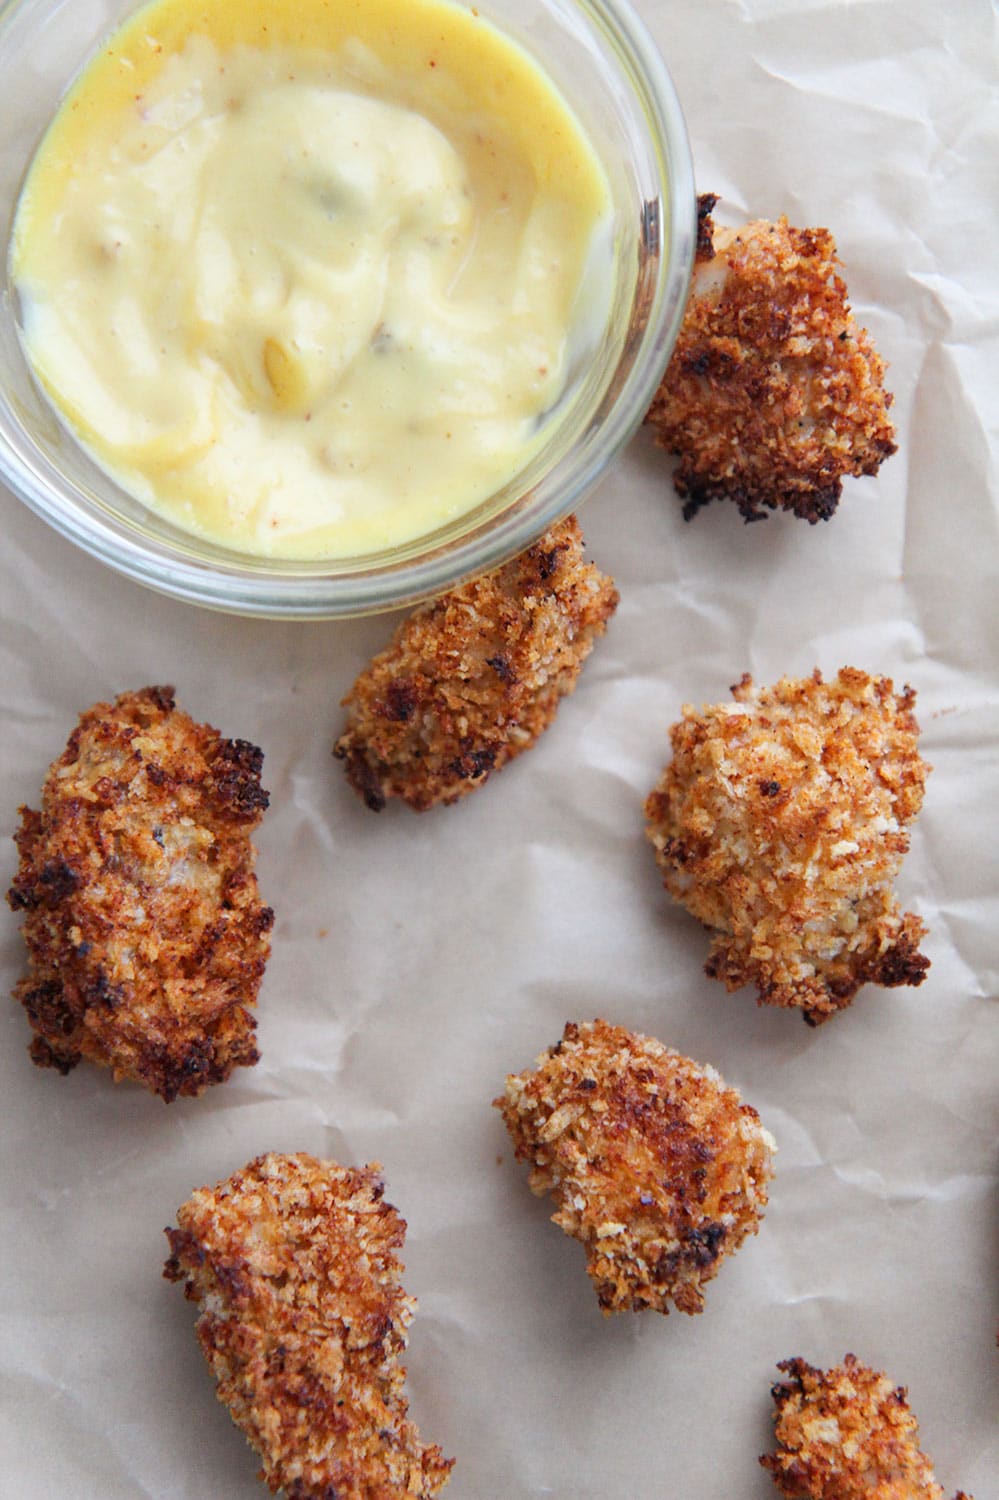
[495,1018,775,1315]
[761,1355,974,1500]
[164,1153,454,1500]
[645,668,930,1025]
[333,515,618,811]
[646,193,896,523]
[6,686,273,1100]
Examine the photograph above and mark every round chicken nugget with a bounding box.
[646,194,896,523]
[495,1018,775,1315]
[7,685,272,1100]
[645,668,930,1025]
[164,1152,454,1499]
[761,1354,974,1500]
[334,514,618,811]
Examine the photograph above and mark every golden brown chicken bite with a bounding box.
[761,1355,974,1500]
[495,1018,775,1315]
[333,515,618,811]
[6,686,272,1100]
[645,669,929,1025]
[164,1153,454,1500]
[646,194,896,522]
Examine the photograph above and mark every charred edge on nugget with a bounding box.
[148,1026,261,1104]
[145,685,178,713]
[678,473,845,525]
[870,924,931,989]
[337,746,390,812]
[28,1034,81,1074]
[448,742,498,781]
[209,738,270,817]
[695,192,718,263]
[8,857,77,911]
[21,978,78,1038]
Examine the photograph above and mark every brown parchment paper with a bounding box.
[1,0,997,1495]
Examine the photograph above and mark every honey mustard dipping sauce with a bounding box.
[11,0,612,559]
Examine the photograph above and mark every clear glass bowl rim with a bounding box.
[0,0,696,618]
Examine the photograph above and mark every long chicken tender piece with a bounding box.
[645,669,930,1025]
[646,193,896,522]
[6,686,272,1100]
[333,515,618,811]
[761,1355,974,1500]
[164,1153,454,1500]
[495,1018,775,1315]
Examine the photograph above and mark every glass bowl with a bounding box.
[0,0,695,618]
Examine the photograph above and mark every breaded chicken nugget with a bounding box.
[646,194,896,522]
[6,686,272,1100]
[164,1153,454,1500]
[645,669,929,1025]
[761,1355,974,1500]
[495,1018,775,1315]
[333,515,618,811]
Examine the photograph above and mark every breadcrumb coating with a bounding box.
[646,194,896,522]
[495,1018,775,1315]
[645,669,930,1025]
[6,686,272,1100]
[333,515,618,811]
[761,1355,974,1500]
[164,1153,454,1500]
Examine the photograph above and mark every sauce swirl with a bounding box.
[12,0,612,559]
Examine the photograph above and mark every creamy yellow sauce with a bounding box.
[12,0,611,560]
